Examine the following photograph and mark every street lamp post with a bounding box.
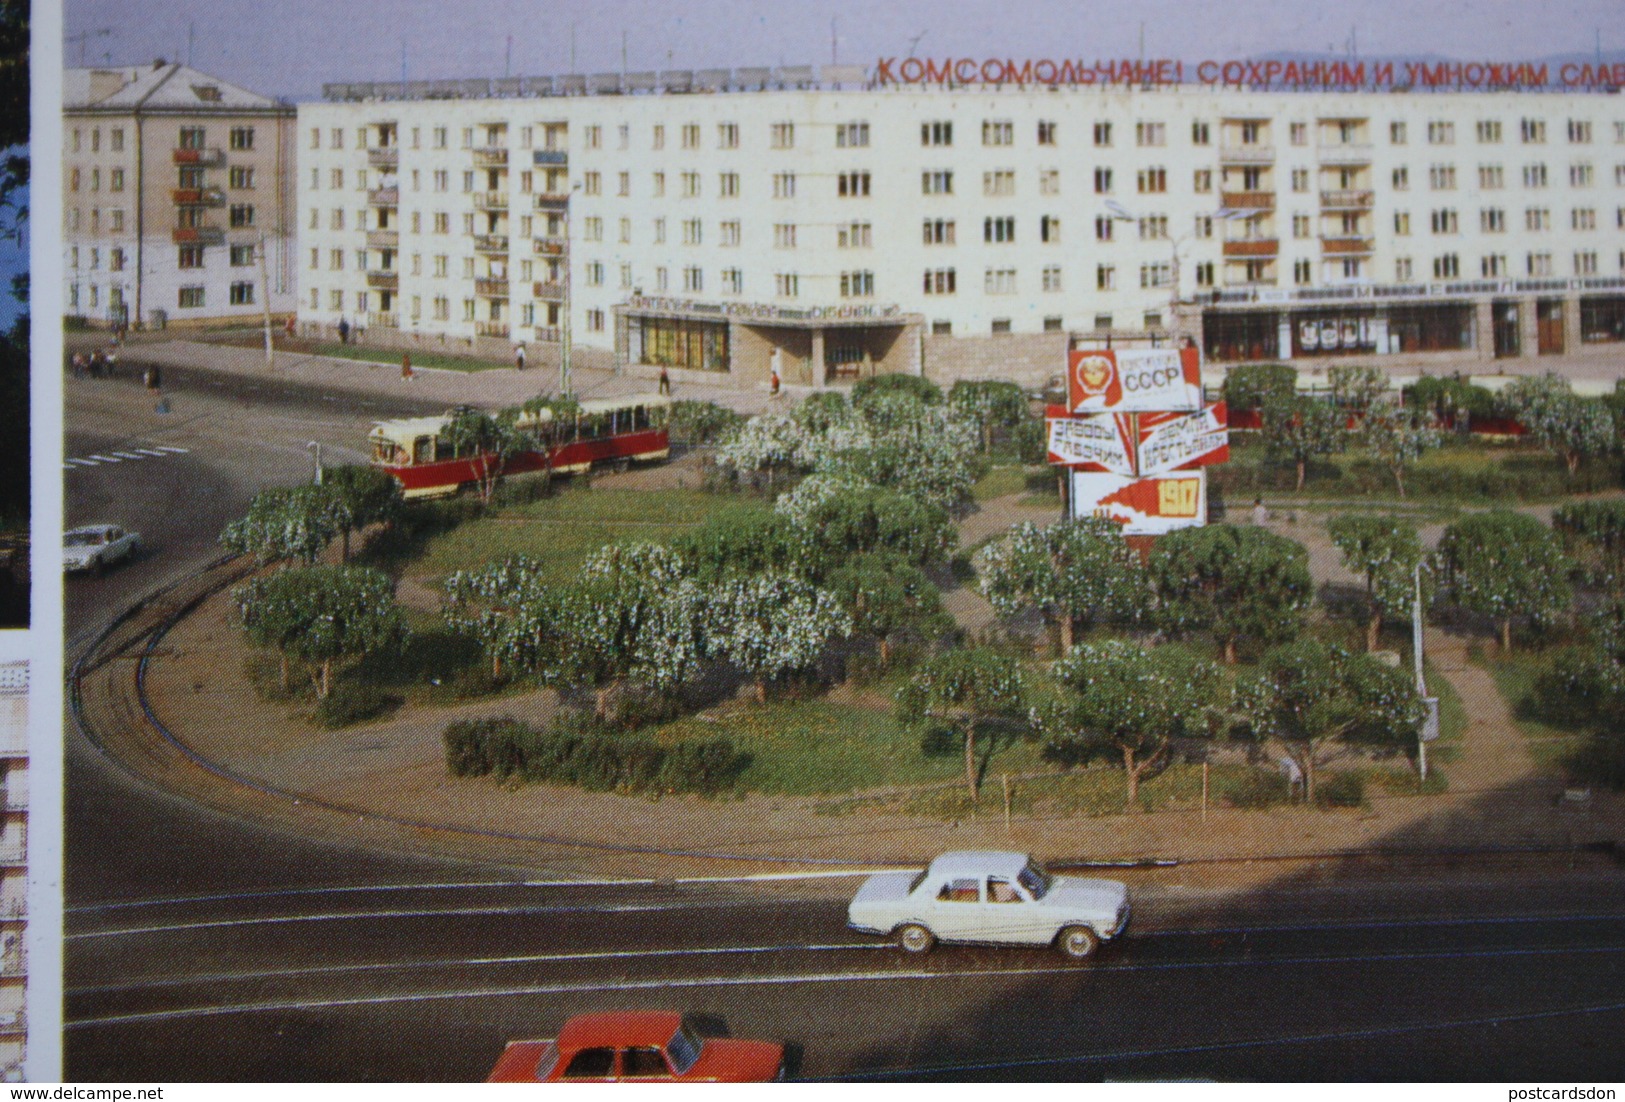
[1103,203,1248,346]
[306,441,324,486]
[559,183,581,399]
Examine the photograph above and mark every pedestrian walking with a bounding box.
[657,365,671,396]
[88,350,104,378]
[514,343,526,371]
[70,352,86,378]
[144,363,162,392]
[284,315,296,339]
[770,365,781,396]
[105,347,118,378]
[1252,497,1269,526]
[337,317,350,345]
[401,353,413,380]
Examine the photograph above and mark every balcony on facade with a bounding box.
[1222,238,1279,257]
[533,237,567,256]
[1218,144,1275,163]
[475,277,507,297]
[534,192,570,211]
[1220,191,1275,210]
[475,319,510,339]
[172,146,224,167]
[368,311,399,329]
[172,226,224,245]
[1322,236,1375,255]
[366,229,399,249]
[532,325,561,342]
[367,186,399,207]
[0,1011,25,1036]
[366,270,399,290]
[172,187,226,206]
[1317,144,1373,165]
[473,147,509,169]
[533,150,568,166]
[473,233,510,254]
[473,191,509,211]
[1320,189,1375,209]
[533,281,565,301]
[367,146,399,168]
[0,947,23,979]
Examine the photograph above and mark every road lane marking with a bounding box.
[88,455,122,463]
[63,947,1625,1029]
[112,451,147,459]
[69,942,891,995]
[64,458,101,467]
[154,446,189,453]
[134,449,169,457]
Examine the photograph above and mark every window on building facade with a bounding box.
[984,216,1015,243]
[774,224,797,249]
[1427,121,1455,144]
[230,281,255,305]
[1196,261,1215,287]
[1136,168,1167,193]
[1135,122,1166,147]
[1481,208,1506,232]
[1039,169,1060,196]
[179,286,205,308]
[1040,215,1061,243]
[1481,254,1507,277]
[1292,168,1310,192]
[775,273,799,298]
[1095,216,1115,242]
[1521,118,1546,143]
[1194,168,1212,193]
[1575,250,1598,275]
[1527,251,1553,276]
[1429,164,1457,190]
[1093,167,1113,194]
[722,268,742,294]
[1096,264,1116,290]
[1139,263,1171,289]
[1395,257,1413,280]
[985,268,1016,294]
[838,221,872,248]
[1093,122,1112,146]
[1432,254,1460,278]
[1042,266,1062,292]
[773,173,796,198]
[683,266,703,292]
[1392,167,1409,190]
[1192,121,1211,145]
[682,219,702,245]
[921,121,952,146]
[682,123,700,149]
[984,170,1015,197]
[922,171,953,195]
[1524,163,1548,187]
[1430,209,1458,234]
[230,204,255,227]
[230,243,255,266]
[721,220,741,246]
[229,166,255,190]
[1573,208,1596,230]
[771,122,794,149]
[836,122,870,148]
[923,269,956,294]
[1478,119,1503,143]
[1138,215,1168,239]
[178,245,204,269]
[983,120,1013,146]
[1038,120,1057,145]
[923,219,955,245]
[1480,164,1504,189]
[1571,163,1594,187]
[717,122,738,148]
[840,270,873,297]
[838,171,871,197]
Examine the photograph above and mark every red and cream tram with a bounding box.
[368,393,671,498]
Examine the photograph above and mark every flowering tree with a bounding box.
[1360,402,1443,497]
[1236,639,1425,803]
[1263,394,1345,491]
[799,484,957,571]
[1327,514,1427,651]
[976,517,1147,653]
[442,555,557,679]
[1434,510,1572,651]
[220,485,342,566]
[1149,525,1312,664]
[948,380,1030,454]
[708,572,852,703]
[715,412,813,490]
[1221,363,1298,415]
[1328,364,1388,413]
[237,565,407,699]
[441,407,527,503]
[826,551,953,667]
[1501,374,1616,475]
[895,648,1025,802]
[1037,641,1226,806]
[1553,499,1625,587]
[319,464,403,562]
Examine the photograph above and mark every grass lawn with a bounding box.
[1472,646,1588,771]
[972,464,1030,502]
[406,487,747,585]
[647,698,1048,797]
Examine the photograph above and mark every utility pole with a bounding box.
[259,234,274,369]
[560,193,574,398]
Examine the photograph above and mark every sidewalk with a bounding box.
[68,331,789,417]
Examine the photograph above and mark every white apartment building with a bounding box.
[300,69,1625,388]
[63,63,298,329]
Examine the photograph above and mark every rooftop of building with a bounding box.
[65,61,292,113]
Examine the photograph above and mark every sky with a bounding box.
[61,0,1625,102]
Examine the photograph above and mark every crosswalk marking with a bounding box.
[64,445,192,473]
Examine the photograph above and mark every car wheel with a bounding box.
[1056,925,1100,960]
[894,923,934,954]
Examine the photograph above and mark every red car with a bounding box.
[487,1011,786,1082]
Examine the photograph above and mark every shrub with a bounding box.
[668,400,746,446]
[851,373,942,407]
[1525,647,1620,730]
[440,714,749,795]
[1221,768,1291,808]
[1402,375,1498,420]
[315,683,399,728]
[1222,364,1298,413]
[1315,770,1366,808]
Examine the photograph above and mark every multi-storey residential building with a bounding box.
[0,663,25,1080]
[63,63,297,329]
[302,68,1625,388]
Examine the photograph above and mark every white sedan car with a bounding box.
[847,850,1130,959]
[64,524,141,574]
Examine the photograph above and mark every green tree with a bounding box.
[220,484,342,565]
[1434,510,1572,651]
[1038,641,1225,807]
[563,542,697,715]
[1149,525,1313,664]
[1221,363,1298,414]
[1236,639,1425,804]
[672,505,809,583]
[851,372,942,407]
[708,572,852,703]
[975,517,1147,653]
[1553,499,1625,587]
[442,554,558,679]
[895,648,1026,802]
[236,565,407,699]
[1360,403,1442,497]
[797,484,957,571]
[1327,514,1426,651]
[949,379,1030,454]
[1262,394,1346,491]
[1328,364,1388,413]
[441,407,526,503]
[826,551,953,668]
[1501,374,1615,476]
[320,464,403,562]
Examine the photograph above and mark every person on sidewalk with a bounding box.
[401,353,413,380]
[514,343,526,371]
[144,363,162,392]
[337,317,350,345]
[658,365,671,396]
[770,365,781,396]
[284,315,296,340]
[1252,497,1269,526]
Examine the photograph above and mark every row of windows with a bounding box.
[68,125,256,154]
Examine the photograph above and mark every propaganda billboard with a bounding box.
[1071,470,1208,535]
[1046,402,1228,475]
[1066,346,1203,414]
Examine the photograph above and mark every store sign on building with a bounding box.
[1067,347,1203,414]
[1072,471,1208,536]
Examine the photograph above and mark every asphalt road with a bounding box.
[61,365,1625,1083]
